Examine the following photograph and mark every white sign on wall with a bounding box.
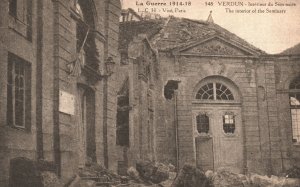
[59,90,75,115]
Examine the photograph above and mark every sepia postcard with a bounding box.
[1,0,300,186]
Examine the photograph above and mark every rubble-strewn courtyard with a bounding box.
[1,0,300,186]
[9,157,300,187]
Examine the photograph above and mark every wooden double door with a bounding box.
[194,106,244,173]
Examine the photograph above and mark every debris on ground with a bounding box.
[285,166,300,178]
[135,160,170,184]
[41,171,63,187]
[168,164,176,172]
[127,166,143,183]
[35,159,300,187]
[250,174,300,187]
[9,157,60,187]
[210,168,247,187]
[171,164,213,187]
[202,168,300,187]
[66,160,175,187]
[151,162,170,183]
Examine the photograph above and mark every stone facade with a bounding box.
[120,15,300,176]
[115,34,161,175]
[0,0,122,186]
[155,17,300,175]
[1,2,300,186]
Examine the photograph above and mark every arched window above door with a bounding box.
[196,82,234,101]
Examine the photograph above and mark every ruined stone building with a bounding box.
[120,10,300,176]
[0,0,300,185]
[0,0,123,185]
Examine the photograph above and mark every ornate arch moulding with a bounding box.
[171,35,261,58]
[208,59,226,75]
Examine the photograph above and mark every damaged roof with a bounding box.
[152,17,266,54]
[119,19,164,51]
[280,43,300,55]
[119,15,266,55]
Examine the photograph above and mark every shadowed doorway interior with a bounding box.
[76,84,96,168]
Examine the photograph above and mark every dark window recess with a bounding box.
[116,95,130,146]
[289,76,300,143]
[7,53,31,130]
[196,114,209,134]
[76,21,88,52]
[9,0,32,41]
[75,0,98,69]
[164,80,180,100]
[9,0,17,17]
[223,114,235,134]
[120,52,128,65]
[26,0,32,41]
[84,89,96,163]
[290,76,300,89]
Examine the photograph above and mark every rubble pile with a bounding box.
[203,168,300,187]
[9,157,61,187]
[208,168,248,187]
[250,174,300,187]
[125,161,176,187]
[76,162,122,186]
[135,160,170,184]
[16,157,300,187]
[286,166,300,178]
[79,163,120,181]
[40,171,63,187]
[171,164,213,187]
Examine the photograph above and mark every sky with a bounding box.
[121,0,300,54]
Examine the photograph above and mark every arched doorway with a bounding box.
[192,76,244,173]
[76,84,96,168]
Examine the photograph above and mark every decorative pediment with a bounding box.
[173,36,259,57]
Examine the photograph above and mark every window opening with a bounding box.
[223,114,235,134]
[9,0,17,17]
[196,114,209,134]
[7,53,31,129]
[74,0,99,70]
[116,95,130,146]
[196,82,234,101]
[290,76,300,143]
[116,79,130,146]
[9,0,32,40]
